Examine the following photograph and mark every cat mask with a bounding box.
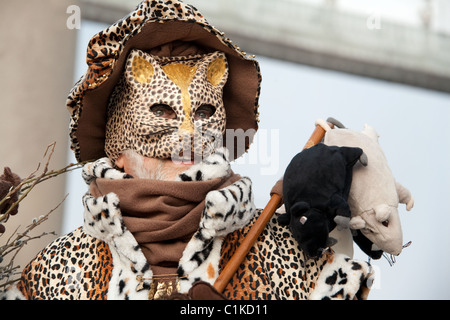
[105,49,229,162]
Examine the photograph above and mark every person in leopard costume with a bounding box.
[1,0,374,300]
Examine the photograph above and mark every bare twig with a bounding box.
[19,162,85,193]
[0,142,87,224]
[0,195,65,258]
[0,142,86,290]
[0,195,67,290]
[0,143,55,221]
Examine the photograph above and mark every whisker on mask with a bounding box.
[195,117,227,128]
[137,123,178,137]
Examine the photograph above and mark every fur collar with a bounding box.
[81,148,255,298]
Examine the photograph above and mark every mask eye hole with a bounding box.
[194,104,216,121]
[150,104,176,119]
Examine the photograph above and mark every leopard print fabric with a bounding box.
[105,50,228,162]
[16,228,113,300]
[220,209,374,300]
[220,211,329,300]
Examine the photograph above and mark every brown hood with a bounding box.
[67,0,261,162]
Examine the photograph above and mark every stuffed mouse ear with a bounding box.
[290,201,311,217]
[340,146,364,167]
[359,152,368,167]
[325,237,338,248]
[278,201,310,226]
[278,201,310,225]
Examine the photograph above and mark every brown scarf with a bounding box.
[89,173,241,276]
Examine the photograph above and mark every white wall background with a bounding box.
[63,19,450,300]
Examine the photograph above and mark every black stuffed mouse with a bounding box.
[278,143,365,258]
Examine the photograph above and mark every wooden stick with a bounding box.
[214,123,331,293]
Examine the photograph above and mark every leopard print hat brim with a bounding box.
[66,0,262,162]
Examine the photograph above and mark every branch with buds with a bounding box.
[0,142,87,290]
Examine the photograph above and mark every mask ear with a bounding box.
[198,51,229,88]
[125,49,158,85]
